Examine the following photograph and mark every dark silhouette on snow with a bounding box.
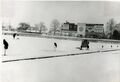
[54,42,57,48]
[13,33,17,39]
[3,39,9,56]
[80,39,89,50]
[54,42,57,51]
[102,45,104,48]
[111,45,112,48]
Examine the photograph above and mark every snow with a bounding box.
[1,35,120,82]
[1,51,120,82]
[2,35,120,57]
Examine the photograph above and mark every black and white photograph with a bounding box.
[1,0,120,82]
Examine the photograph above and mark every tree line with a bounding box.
[17,19,61,34]
[105,18,120,40]
[2,18,120,40]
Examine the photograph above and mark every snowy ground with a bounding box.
[2,35,120,58]
[1,51,120,82]
[1,35,120,82]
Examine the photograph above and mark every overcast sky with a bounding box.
[1,1,120,28]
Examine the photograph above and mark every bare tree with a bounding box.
[35,22,47,34]
[106,18,116,38]
[50,19,60,35]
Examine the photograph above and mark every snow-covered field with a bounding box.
[1,35,120,82]
[2,35,120,56]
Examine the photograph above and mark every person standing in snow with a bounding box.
[54,42,57,51]
[3,39,9,56]
[13,33,17,39]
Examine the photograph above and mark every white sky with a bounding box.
[1,0,120,28]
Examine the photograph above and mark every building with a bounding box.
[61,22,104,38]
[61,22,77,36]
[77,23,104,38]
[26,27,39,32]
[77,23,86,37]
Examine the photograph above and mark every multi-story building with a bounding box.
[61,22,77,36]
[61,22,104,38]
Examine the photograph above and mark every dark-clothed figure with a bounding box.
[54,42,57,48]
[3,39,9,56]
[80,39,89,50]
[13,33,17,39]
[54,42,57,51]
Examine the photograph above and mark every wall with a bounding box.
[77,23,86,37]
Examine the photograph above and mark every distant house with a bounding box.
[26,27,39,32]
[48,27,60,35]
[2,25,11,31]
